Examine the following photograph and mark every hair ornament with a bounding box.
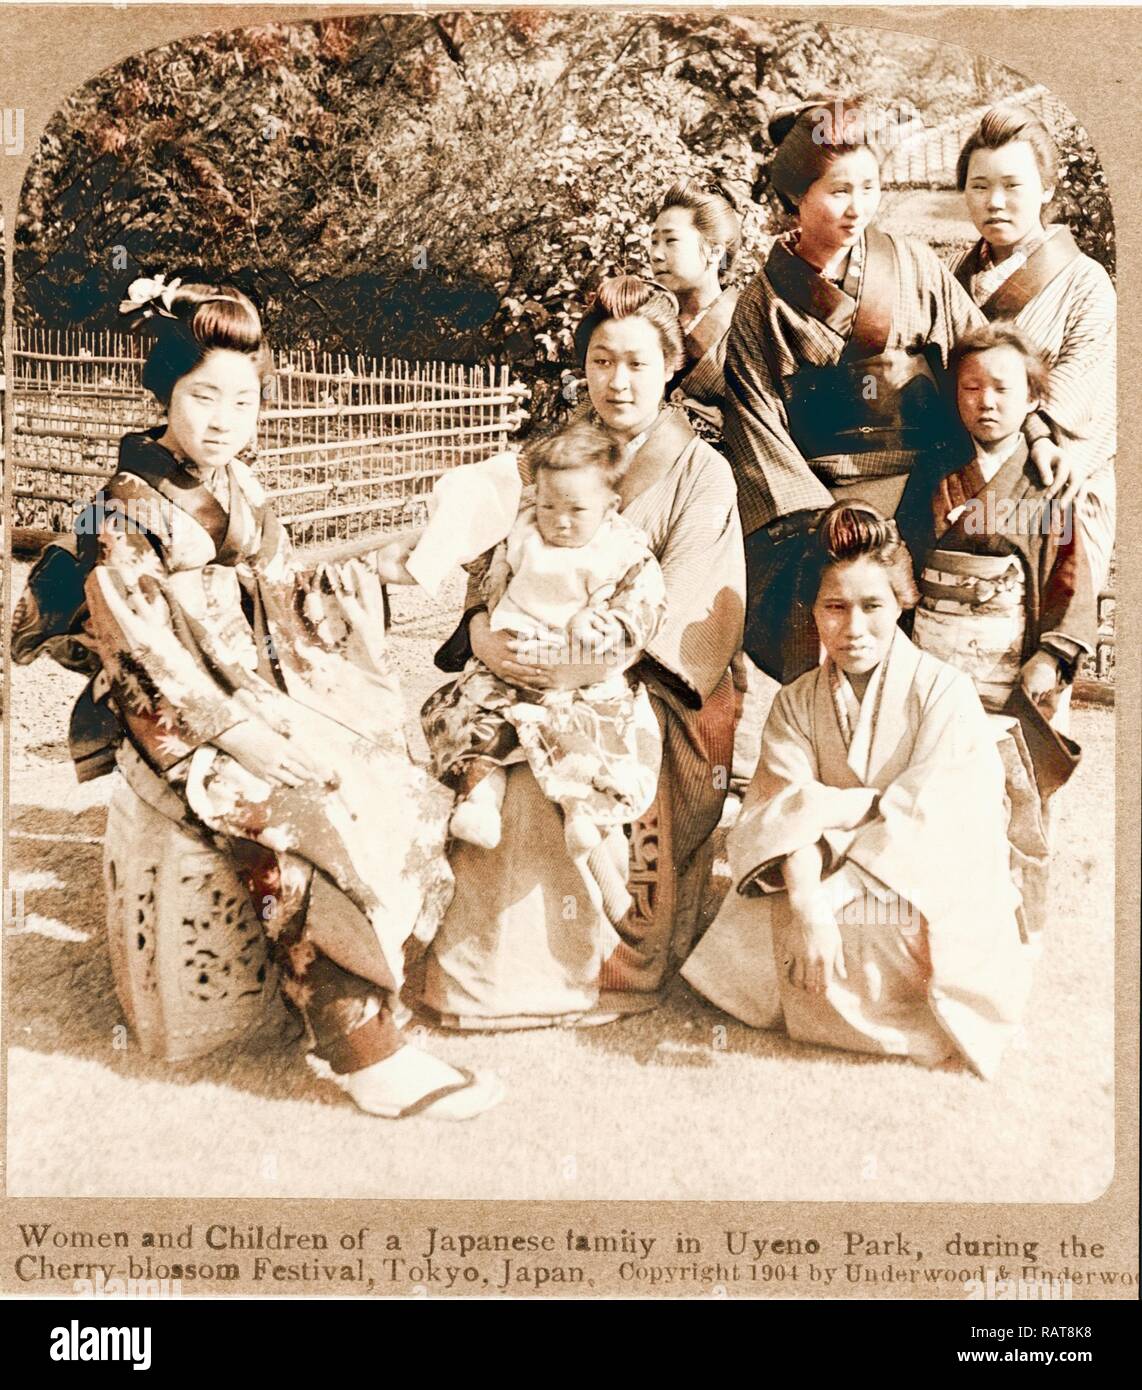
[118,273,183,330]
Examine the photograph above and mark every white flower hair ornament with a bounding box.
[118,273,182,330]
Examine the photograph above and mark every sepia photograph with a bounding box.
[0,2,1134,1311]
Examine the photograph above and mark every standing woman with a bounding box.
[76,279,502,1119]
[951,104,1116,591]
[420,277,745,1027]
[724,98,1060,684]
[649,179,742,434]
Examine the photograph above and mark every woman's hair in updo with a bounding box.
[956,104,1059,197]
[767,98,883,215]
[573,275,685,374]
[802,501,919,609]
[141,282,273,407]
[653,178,742,271]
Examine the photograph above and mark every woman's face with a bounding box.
[585,316,669,437]
[964,142,1053,252]
[650,206,715,293]
[813,556,902,676]
[797,147,882,256]
[164,349,262,470]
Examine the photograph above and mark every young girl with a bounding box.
[682,503,1031,1078]
[79,275,502,1119]
[420,417,666,906]
[649,179,742,433]
[952,104,1116,591]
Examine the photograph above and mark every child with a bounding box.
[913,323,1096,722]
[421,416,667,865]
[912,324,1095,941]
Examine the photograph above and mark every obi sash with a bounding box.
[913,549,1026,709]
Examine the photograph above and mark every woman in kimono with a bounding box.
[649,178,742,435]
[80,278,502,1119]
[725,98,1060,683]
[682,502,1031,1078]
[648,177,761,802]
[951,104,1116,591]
[418,276,745,1028]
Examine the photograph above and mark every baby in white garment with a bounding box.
[421,417,667,860]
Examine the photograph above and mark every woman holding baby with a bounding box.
[412,276,746,1028]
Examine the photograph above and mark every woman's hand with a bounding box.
[472,613,628,690]
[371,534,419,585]
[787,890,848,994]
[1021,649,1062,714]
[215,720,336,789]
[1029,437,1073,501]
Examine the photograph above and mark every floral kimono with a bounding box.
[724,227,982,680]
[416,408,745,1027]
[949,227,1117,589]
[682,630,1031,1078]
[421,505,667,868]
[83,429,454,1072]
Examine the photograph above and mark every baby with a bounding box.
[421,417,667,861]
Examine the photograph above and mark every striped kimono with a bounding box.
[419,408,746,1026]
[724,227,982,681]
[669,286,740,435]
[949,227,1117,589]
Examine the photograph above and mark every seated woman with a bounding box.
[682,503,1031,1079]
[416,276,746,1028]
[70,276,502,1119]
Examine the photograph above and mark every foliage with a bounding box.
[16,11,1116,383]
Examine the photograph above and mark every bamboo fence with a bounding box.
[7,325,529,550]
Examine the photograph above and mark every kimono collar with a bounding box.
[934,436,1032,539]
[609,403,696,475]
[823,628,923,785]
[827,648,889,782]
[958,225,1081,319]
[764,226,895,358]
[117,429,233,555]
[681,286,740,364]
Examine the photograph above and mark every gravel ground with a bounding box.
[3,557,1116,1202]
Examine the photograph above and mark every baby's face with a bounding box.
[535,466,616,548]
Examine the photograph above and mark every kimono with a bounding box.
[950,228,1117,589]
[724,227,981,681]
[669,286,740,435]
[421,506,668,861]
[913,436,1095,939]
[82,430,454,1072]
[915,436,1097,711]
[419,407,746,1027]
[681,631,1031,1079]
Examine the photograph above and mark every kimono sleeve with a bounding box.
[1039,263,1117,444]
[642,449,745,705]
[844,670,1012,926]
[589,550,667,654]
[729,684,878,893]
[84,503,247,770]
[1038,502,1097,661]
[404,451,523,598]
[913,239,985,359]
[723,284,834,533]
